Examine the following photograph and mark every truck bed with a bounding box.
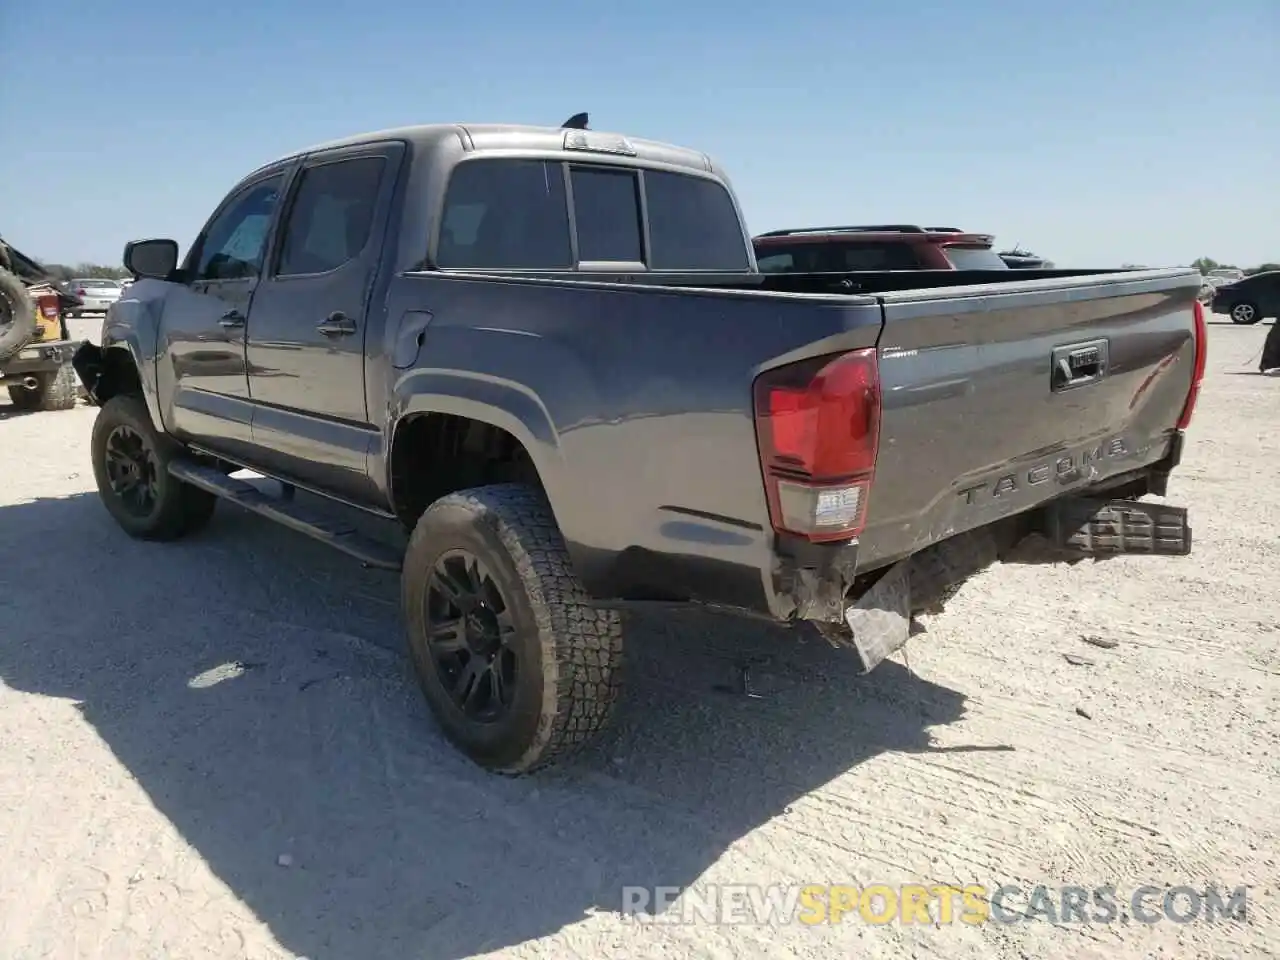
[391,265,1201,604]
[643,265,1200,572]
[729,265,1200,569]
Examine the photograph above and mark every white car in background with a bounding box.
[1208,268,1245,284]
[65,277,123,317]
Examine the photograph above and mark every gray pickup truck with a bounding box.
[72,119,1206,774]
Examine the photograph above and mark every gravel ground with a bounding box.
[0,320,1276,960]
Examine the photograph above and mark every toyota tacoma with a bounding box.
[73,118,1206,774]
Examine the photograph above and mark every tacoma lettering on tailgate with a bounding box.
[957,437,1130,505]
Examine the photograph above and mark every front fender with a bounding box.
[89,294,166,429]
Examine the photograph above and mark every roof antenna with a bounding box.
[562,112,589,130]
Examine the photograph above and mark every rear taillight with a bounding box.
[1176,299,1208,430]
[753,348,882,542]
[76,288,87,297]
[36,294,59,320]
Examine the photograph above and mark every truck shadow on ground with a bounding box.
[0,492,1007,959]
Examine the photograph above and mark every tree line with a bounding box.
[39,262,131,282]
[1188,258,1279,276]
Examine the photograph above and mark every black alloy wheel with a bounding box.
[102,423,160,518]
[424,549,519,724]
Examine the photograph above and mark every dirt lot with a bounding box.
[1,321,1276,960]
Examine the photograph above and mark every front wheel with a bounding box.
[402,483,623,775]
[90,394,217,539]
[1231,301,1260,325]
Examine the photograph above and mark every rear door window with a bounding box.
[277,156,385,276]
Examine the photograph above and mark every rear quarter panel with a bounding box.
[381,273,883,605]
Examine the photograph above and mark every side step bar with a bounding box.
[168,461,403,571]
[1045,497,1192,556]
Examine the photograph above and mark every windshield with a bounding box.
[941,245,1009,270]
[75,278,121,288]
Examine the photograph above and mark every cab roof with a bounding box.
[253,122,717,179]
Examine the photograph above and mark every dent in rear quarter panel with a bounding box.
[384,273,882,611]
[862,271,1201,569]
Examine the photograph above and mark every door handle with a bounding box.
[317,311,357,337]
[219,309,245,329]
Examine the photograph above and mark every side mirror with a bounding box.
[123,238,179,280]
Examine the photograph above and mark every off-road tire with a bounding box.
[0,268,37,360]
[402,483,624,775]
[90,394,217,540]
[7,359,80,412]
[1230,301,1261,325]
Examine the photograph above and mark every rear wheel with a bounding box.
[402,483,623,774]
[6,360,80,412]
[1231,301,1260,325]
[90,394,217,539]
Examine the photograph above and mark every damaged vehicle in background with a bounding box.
[0,236,84,412]
[74,117,1205,775]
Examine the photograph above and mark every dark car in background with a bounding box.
[1209,271,1280,325]
[752,224,1012,273]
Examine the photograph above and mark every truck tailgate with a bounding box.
[862,268,1201,569]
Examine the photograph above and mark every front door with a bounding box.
[161,172,287,455]
[244,143,401,504]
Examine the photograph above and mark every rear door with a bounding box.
[863,270,1202,567]
[243,141,404,504]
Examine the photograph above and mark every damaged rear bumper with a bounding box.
[778,495,1192,675]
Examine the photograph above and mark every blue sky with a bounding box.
[3,0,1276,268]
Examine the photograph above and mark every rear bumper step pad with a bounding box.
[1045,497,1192,556]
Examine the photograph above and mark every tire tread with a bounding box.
[405,483,623,774]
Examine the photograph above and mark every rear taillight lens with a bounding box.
[753,347,882,542]
[1176,299,1208,430]
[36,294,59,320]
[76,288,87,297]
